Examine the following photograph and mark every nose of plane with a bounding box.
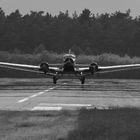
[67,58,71,63]
[64,58,74,72]
[65,59,72,66]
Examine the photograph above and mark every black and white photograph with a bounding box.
[0,0,140,139]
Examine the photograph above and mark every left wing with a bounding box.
[0,62,62,76]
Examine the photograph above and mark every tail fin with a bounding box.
[69,49,71,54]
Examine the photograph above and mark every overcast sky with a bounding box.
[0,0,140,17]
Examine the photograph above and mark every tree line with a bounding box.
[0,8,140,56]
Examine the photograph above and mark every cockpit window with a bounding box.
[63,54,76,62]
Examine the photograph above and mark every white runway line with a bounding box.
[18,98,29,103]
[18,83,67,103]
[17,85,61,103]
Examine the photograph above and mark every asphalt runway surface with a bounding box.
[0,78,140,111]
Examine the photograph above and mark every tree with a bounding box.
[0,9,139,56]
[33,44,46,54]
[79,9,92,24]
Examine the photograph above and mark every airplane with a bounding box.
[0,50,140,84]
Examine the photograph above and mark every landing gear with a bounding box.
[53,76,57,84]
[81,76,85,84]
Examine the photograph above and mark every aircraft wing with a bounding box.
[0,62,62,76]
[97,64,140,74]
[76,63,140,76]
[75,64,90,67]
[76,63,98,76]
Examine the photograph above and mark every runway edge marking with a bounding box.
[17,83,67,103]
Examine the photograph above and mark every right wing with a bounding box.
[75,63,140,76]
[97,64,140,74]
[75,63,98,76]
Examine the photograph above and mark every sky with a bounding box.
[0,0,140,17]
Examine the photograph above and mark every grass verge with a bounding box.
[1,108,140,140]
[66,108,140,140]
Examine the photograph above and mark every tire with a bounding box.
[81,77,85,84]
[53,77,57,84]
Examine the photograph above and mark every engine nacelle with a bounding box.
[39,62,49,74]
[89,62,98,75]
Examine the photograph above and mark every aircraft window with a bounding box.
[64,58,74,63]
[70,59,74,63]
[63,54,76,62]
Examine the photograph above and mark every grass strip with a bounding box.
[0,110,77,140]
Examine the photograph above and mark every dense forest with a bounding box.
[0,8,140,56]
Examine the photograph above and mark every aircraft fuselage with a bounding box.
[63,58,75,73]
[62,52,76,74]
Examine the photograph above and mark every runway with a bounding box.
[0,78,140,111]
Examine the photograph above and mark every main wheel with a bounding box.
[53,77,57,84]
[81,76,85,84]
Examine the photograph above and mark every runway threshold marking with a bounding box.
[17,83,67,103]
[39,103,92,107]
[31,103,92,111]
[31,106,63,111]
